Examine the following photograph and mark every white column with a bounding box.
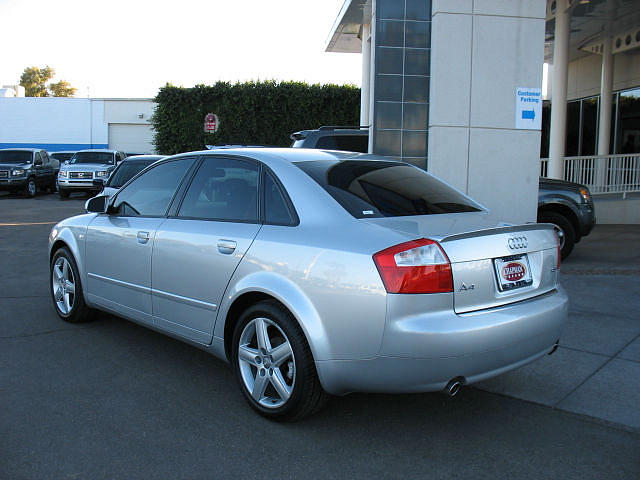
[360,23,371,127]
[548,0,570,179]
[597,35,613,155]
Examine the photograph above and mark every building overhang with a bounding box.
[325,0,371,53]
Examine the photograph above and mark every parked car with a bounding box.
[57,149,126,199]
[50,151,76,164]
[537,178,595,259]
[93,155,166,198]
[0,148,57,197]
[291,126,596,259]
[49,148,566,421]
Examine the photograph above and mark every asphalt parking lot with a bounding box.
[1,191,639,479]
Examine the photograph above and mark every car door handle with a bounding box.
[217,239,237,255]
[137,231,151,244]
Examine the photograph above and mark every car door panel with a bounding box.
[151,155,261,344]
[152,220,261,343]
[85,216,166,325]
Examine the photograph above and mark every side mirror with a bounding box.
[85,194,109,214]
[34,159,43,166]
[93,178,105,187]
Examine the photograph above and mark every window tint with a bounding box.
[114,158,195,216]
[316,135,368,153]
[106,160,155,188]
[178,157,259,222]
[295,160,482,219]
[264,171,294,225]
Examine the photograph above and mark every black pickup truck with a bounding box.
[291,126,596,259]
[0,148,57,197]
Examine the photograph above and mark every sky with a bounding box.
[0,0,362,98]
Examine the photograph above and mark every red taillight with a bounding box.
[556,243,562,269]
[373,238,453,294]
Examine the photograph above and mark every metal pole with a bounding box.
[598,35,613,155]
[360,23,371,128]
[548,0,570,180]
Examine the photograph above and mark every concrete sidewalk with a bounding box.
[477,225,640,431]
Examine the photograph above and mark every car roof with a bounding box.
[166,147,390,165]
[0,148,41,152]
[74,149,119,154]
[122,155,165,161]
[50,150,76,154]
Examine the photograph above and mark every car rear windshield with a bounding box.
[51,152,74,161]
[107,161,154,188]
[70,152,114,164]
[0,151,32,164]
[295,160,482,218]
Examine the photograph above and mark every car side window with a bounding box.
[35,152,44,165]
[178,157,259,222]
[113,158,195,217]
[263,170,295,225]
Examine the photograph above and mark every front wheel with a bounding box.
[50,248,94,323]
[539,211,576,260]
[232,300,328,421]
[24,178,37,197]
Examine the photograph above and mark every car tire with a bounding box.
[539,211,575,260]
[24,177,37,197]
[59,189,70,199]
[50,247,94,323]
[232,300,328,421]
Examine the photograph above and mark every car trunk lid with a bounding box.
[363,214,560,313]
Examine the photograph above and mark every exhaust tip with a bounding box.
[443,377,465,397]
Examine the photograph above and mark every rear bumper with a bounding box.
[315,288,568,395]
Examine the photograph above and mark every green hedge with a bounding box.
[152,81,361,155]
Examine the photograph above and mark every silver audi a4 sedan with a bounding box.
[48,148,567,421]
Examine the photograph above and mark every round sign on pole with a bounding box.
[204,113,219,133]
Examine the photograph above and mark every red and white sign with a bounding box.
[501,262,526,282]
[204,113,219,133]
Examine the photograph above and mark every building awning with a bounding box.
[325,0,371,53]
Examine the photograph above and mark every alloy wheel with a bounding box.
[28,180,36,197]
[52,257,76,315]
[237,317,296,408]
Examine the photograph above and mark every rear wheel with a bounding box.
[539,211,575,260]
[232,300,328,421]
[50,248,94,323]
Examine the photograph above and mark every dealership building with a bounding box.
[327,0,640,223]
[0,94,156,155]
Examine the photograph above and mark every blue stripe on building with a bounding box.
[0,143,109,152]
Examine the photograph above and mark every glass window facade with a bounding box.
[372,0,431,169]
[541,87,640,157]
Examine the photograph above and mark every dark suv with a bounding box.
[291,126,596,259]
[0,148,57,197]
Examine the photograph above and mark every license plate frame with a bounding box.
[493,254,533,292]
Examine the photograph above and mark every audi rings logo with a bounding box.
[508,236,528,250]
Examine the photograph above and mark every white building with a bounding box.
[327,0,640,223]
[0,98,156,154]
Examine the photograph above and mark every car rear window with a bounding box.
[295,160,482,218]
[315,135,369,153]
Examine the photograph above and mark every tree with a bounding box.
[49,80,77,97]
[19,66,76,97]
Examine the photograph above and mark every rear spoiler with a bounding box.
[441,223,555,243]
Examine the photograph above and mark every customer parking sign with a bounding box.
[515,87,542,130]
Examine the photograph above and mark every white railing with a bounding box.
[540,154,640,194]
